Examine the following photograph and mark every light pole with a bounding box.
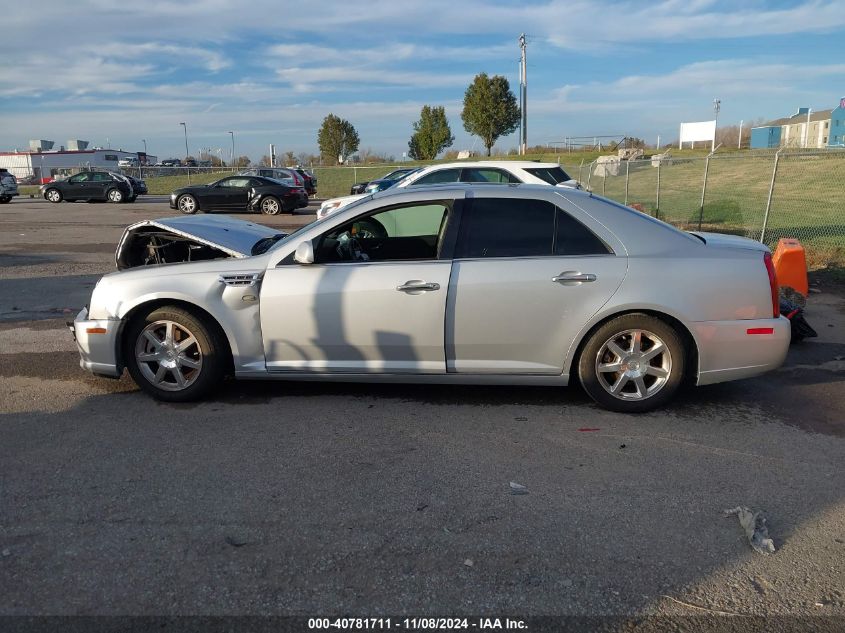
[228,131,235,168]
[179,122,190,183]
[142,139,147,154]
[712,99,721,153]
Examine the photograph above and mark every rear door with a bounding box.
[447,195,627,374]
[90,172,115,198]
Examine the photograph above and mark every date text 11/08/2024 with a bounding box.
[308,618,527,630]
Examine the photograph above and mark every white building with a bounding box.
[0,146,157,183]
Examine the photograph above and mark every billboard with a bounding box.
[679,120,716,148]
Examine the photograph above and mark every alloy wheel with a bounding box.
[178,195,196,213]
[261,197,280,215]
[595,328,672,401]
[134,320,203,392]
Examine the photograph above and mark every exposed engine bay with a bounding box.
[115,216,287,270]
[117,228,230,269]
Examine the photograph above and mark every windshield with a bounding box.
[524,166,572,184]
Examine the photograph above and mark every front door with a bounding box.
[216,177,252,209]
[64,173,95,200]
[260,199,457,373]
[447,196,627,374]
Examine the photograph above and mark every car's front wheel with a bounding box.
[107,188,124,203]
[578,314,686,413]
[177,194,198,214]
[45,188,63,203]
[259,196,281,215]
[125,306,227,402]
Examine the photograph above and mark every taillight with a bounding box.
[764,252,779,318]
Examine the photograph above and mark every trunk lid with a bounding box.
[688,231,770,253]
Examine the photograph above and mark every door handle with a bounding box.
[552,271,597,283]
[396,281,440,292]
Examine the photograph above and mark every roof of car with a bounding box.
[415,161,564,170]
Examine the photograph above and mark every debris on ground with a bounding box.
[619,444,627,449]
[780,298,818,342]
[224,535,248,548]
[514,416,528,421]
[724,507,776,554]
[463,558,474,567]
[779,286,807,308]
[509,481,529,495]
[577,427,600,432]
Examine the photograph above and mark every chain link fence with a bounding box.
[583,149,845,267]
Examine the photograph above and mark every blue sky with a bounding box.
[1,0,844,161]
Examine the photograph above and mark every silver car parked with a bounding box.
[70,183,789,412]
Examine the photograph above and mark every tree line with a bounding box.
[316,72,521,165]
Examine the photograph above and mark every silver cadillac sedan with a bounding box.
[70,183,789,413]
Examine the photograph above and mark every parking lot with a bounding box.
[1,195,844,619]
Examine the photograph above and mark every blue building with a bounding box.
[829,97,845,147]
[750,125,782,149]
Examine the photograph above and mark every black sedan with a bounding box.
[350,167,416,194]
[169,176,306,215]
[41,171,135,204]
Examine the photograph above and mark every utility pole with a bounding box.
[519,33,527,155]
[712,98,720,153]
[737,120,743,149]
[179,122,190,184]
[228,131,235,167]
[804,109,812,148]
[142,139,147,154]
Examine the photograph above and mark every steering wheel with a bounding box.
[335,232,369,261]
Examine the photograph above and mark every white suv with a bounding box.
[317,161,578,219]
[0,169,19,204]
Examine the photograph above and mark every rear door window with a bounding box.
[412,168,462,185]
[554,209,612,255]
[524,166,572,184]
[458,198,554,258]
[460,168,520,183]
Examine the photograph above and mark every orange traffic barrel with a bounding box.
[772,238,808,297]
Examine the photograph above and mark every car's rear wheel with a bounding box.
[0,196,11,204]
[125,306,227,402]
[578,314,686,413]
[45,188,62,203]
[260,196,281,215]
[177,194,198,214]
[107,188,124,203]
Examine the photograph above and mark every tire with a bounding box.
[125,305,227,402]
[578,313,686,413]
[0,196,11,204]
[177,194,198,214]
[45,188,63,203]
[127,195,137,203]
[259,196,281,215]
[107,188,124,203]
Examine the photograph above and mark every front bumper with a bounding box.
[68,308,122,378]
[694,316,790,386]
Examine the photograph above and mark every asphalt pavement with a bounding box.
[1,196,844,621]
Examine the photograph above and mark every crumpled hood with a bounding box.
[116,215,283,266]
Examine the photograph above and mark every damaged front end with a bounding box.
[115,216,286,270]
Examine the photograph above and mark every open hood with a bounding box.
[115,215,285,269]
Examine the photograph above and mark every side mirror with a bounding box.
[294,240,315,265]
